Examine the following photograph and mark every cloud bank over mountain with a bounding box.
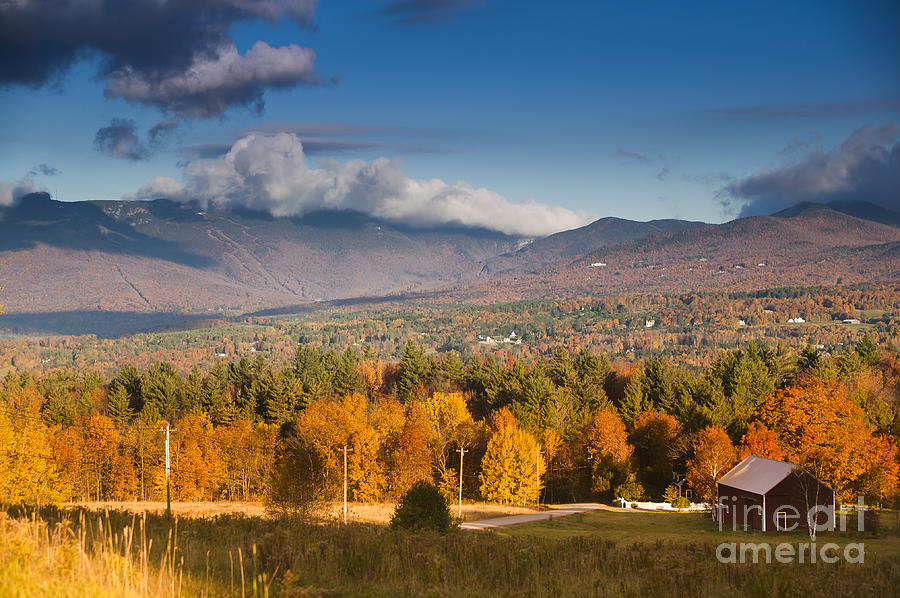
[129,133,593,236]
[0,180,39,207]
[723,123,900,216]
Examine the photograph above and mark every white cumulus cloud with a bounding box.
[0,179,40,206]
[130,133,594,236]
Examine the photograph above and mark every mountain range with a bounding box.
[0,193,898,335]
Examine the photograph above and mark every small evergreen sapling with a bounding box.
[390,481,455,533]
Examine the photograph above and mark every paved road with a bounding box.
[460,503,607,530]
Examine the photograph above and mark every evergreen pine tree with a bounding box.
[856,334,880,367]
[107,383,134,427]
[397,340,430,401]
[620,375,649,426]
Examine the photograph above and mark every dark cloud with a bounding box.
[778,131,823,156]
[197,120,450,157]
[378,0,482,23]
[616,148,651,162]
[655,168,670,182]
[94,119,149,161]
[105,41,321,118]
[684,172,733,187]
[0,1,321,118]
[95,118,182,161]
[232,121,434,138]
[28,163,60,177]
[720,123,900,216]
[149,120,179,144]
[180,137,379,160]
[707,98,900,120]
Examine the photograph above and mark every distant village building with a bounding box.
[501,331,522,344]
[589,262,607,267]
[716,455,835,532]
[738,319,747,327]
[842,318,861,324]
[645,319,656,328]
[786,317,805,324]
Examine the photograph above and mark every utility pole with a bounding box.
[455,448,468,519]
[160,424,175,517]
[343,445,349,524]
[536,449,543,506]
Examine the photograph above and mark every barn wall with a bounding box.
[766,472,835,531]
[717,483,764,531]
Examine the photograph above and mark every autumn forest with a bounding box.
[2,328,898,512]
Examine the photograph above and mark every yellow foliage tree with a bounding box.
[359,359,384,399]
[80,414,121,501]
[686,425,736,503]
[348,425,385,501]
[219,419,276,500]
[0,399,64,505]
[479,408,543,505]
[423,391,475,483]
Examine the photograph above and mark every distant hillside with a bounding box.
[2,194,899,336]
[485,216,705,274]
[459,204,900,301]
[0,193,523,315]
[774,200,900,227]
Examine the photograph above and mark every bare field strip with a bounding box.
[69,500,541,524]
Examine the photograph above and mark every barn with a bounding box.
[716,455,836,532]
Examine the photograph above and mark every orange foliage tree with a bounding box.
[385,400,434,497]
[738,421,784,461]
[755,380,896,502]
[585,408,635,500]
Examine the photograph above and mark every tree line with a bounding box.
[1,336,898,511]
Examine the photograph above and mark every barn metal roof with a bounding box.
[716,455,797,495]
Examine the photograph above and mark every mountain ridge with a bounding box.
[1,194,898,332]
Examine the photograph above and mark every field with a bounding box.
[503,508,900,559]
[3,504,898,597]
[69,501,541,524]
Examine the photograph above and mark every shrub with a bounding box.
[616,480,644,502]
[672,496,691,509]
[390,481,455,533]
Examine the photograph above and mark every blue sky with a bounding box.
[1,0,898,232]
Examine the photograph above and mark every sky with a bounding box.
[1,0,899,236]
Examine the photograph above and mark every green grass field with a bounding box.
[502,508,900,559]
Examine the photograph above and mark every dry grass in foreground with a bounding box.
[70,500,540,524]
[5,505,900,598]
